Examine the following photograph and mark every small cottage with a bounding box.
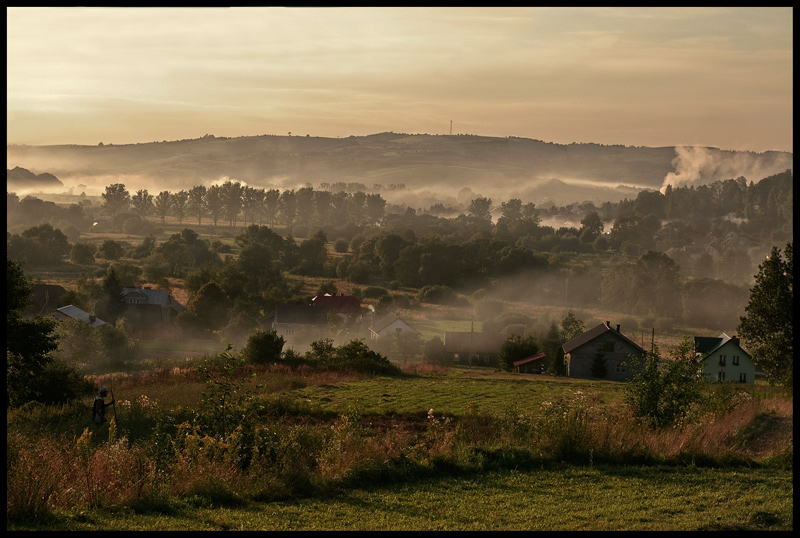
[444,331,507,368]
[695,333,755,384]
[268,304,327,342]
[562,321,646,381]
[369,313,417,341]
[513,351,547,374]
[119,287,186,335]
[311,293,363,318]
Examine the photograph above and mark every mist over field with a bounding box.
[7,133,793,209]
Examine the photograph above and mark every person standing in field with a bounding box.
[92,386,115,424]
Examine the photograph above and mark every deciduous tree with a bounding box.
[101,183,131,218]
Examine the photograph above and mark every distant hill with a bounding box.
[7,166,63,191]
[6,133,793,206]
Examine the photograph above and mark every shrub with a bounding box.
[362,286,389,299]
[70,242,95,265]
[333,238,349,253]
[416,285,469,307]
[241,330,285,365]
[625,340,705,429]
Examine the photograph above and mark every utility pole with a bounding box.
[450,121,453,136]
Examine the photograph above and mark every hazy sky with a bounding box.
[7,7,793,153]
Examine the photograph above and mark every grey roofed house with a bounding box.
[122,287,186,311]
[369,313,417,340]
[268,304,328,340]
[120,287,186,330]
[562,321,646,381]
[52,305,106,327]
[444,331,507,367]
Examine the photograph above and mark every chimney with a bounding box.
[89,315,96,324]
[616,324,620,332]
[605,321,611,328]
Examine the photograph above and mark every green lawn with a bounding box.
[10,465,792,531]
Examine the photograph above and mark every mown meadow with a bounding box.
[7,356,793,531]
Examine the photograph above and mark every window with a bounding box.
[484,355,490,363]
[454,354,460,362]
[396,327,403,333]
[615,363,626,373]
[719,355,726,366]
[732,355,739,366]
[718,371,726,381]
[603,342,614,352]
[739,373,747,383]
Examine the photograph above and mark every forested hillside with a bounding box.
[7,164,793,360]
[6,133,793,206]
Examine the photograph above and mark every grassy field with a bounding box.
[7,363,793,531]
[9,465,792,531]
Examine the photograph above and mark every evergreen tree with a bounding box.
[737,243,793,387]
[7,259,59,407]
[590,350,608,378]
[497,334,539,372]
[101,267,126,321]
[559,310,585,341]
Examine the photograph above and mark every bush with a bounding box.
[333,238,349,253]
[307,339,401,376]
[70,243,95,265]
[625,340,705,428]
[416,285,468,306]
[241,330,285,365]
[362,286,389,299]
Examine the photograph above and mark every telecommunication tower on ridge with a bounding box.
[450,120,453,136]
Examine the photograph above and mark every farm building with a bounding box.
[444,331,507,368]
[51,305,106,327]
[264,304,328,343]
[119,287,186,336]
[513,351,547,374]
[695,333,755,384]
[311,293,363,318]
[562,321,646,381]
[369,313,417,341]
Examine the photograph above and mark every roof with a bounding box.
[513,351,546,367]
[29,283,68,313]
[311,294,362,313]
[695,333,748,358]
[444,332,506,353]
[370,313,416,333]
[122,287,186,312]
[54,305,106,327]
[562,322,645,354]
[274,304,327,325]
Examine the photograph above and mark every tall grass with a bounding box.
[6,365,792,525]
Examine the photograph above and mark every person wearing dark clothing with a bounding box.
[92,386,115,424]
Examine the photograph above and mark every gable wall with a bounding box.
[566,332,643,381]
[701,341,755,383]
[378,319,413,337]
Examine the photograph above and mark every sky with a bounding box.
[6,7,794,153]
